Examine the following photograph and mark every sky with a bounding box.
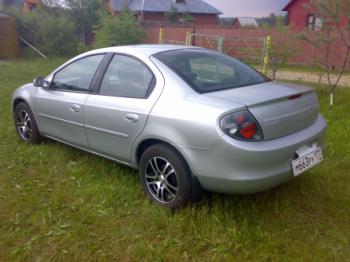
[205,0,291,18]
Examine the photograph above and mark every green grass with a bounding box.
[0,58,349,261]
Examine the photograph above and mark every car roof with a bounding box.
[85,44,203,57]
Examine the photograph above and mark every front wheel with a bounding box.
[139,144,193,208]
[14,102,41,144]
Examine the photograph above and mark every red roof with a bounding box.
[282,0,296,11]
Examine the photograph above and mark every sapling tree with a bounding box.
[265,17,300,80]
[299,0,350,106]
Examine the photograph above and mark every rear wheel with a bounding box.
[14,102,41,144]
[139,144,193,208]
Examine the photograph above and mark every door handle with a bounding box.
[125,113,139,123]
[70,104,81,112]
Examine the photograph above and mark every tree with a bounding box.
[299,0,350,106]
[165,6,194,23]
[63,0,103,44]
[180,12,194,23]
[257,13,287,27]
[165,5,178,22]
[94,8,146,48]
[265,18,300,80]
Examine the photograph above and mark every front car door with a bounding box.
[34,54,105,147]
[84,54,164,163]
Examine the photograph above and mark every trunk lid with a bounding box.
[205,81,320,140]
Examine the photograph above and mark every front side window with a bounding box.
[99,55,154,98]
[154,49,269,93]
[51,55,104,92]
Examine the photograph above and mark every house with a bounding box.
[106,0,222,25]
[282,0,349,30]
[232,17,258,28]
[218,17,236,26]
[2,0,39,12]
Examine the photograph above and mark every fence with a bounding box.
[143,24,349,69]
[0,13,20,58]
[189,33,267,69]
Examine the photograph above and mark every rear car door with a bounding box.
[84,54,163,162]
[34,54,105,147]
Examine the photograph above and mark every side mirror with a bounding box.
[33,77,50,89]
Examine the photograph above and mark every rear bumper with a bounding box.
[181,114,327,194]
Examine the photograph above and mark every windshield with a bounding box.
[154,49,270,93]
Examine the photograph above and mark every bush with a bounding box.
[94,8,146,48]
[10,6,78,56]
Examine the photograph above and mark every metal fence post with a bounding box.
[185,31,191,45]
[159,27,164,44]
[218,36,224,53]
[262,35,272,75]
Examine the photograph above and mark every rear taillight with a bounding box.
[288,94,303,100]
[220,110,263,141]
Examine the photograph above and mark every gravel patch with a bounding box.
[276,71,350,87]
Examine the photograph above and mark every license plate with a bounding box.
[292,147,323,177]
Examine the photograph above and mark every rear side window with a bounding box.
[51,55,104,92]
[154,49,269,93]
[99,55,154,99]
[190,57,235,83]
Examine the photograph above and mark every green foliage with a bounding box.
[77,41,94,54]
[64,0,103,42]
[299,0,350,105]
[0,59,350,260]
[180,11,194,23]
[94,9,146,48]
[165,6,194,23]
[267,25,301,80]
[257,13,287,27]
[165,5,178,22]
[9,6,77,56]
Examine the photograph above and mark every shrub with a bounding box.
[94,8,146,48]
[13,6,77,56]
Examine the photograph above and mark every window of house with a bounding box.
[51,55,104,92]
[99,55,154,99]
[307,14,322,31]
[28,3,37,11]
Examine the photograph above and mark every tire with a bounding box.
[139,144,194,208]
[14,102,41,144]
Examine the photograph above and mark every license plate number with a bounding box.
[292,147,323,177]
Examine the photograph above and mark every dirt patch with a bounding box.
[276,71,350,87]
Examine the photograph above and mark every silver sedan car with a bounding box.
[12,45,326,208]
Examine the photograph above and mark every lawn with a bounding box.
[0,58,349,261]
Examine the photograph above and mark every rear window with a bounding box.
[154,49,269,93]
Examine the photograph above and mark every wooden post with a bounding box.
[159,27,164,44]
[262,35,272,75]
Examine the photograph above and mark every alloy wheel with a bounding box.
[145,157,178,203]
[16,110,32,141]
